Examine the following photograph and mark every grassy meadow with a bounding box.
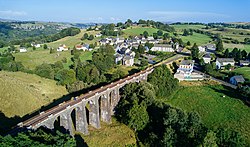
[171,24,205,32]
[180,32,212,46]
[233,67,250,81]
[166,82,250,143]
[0,71,68,117]
[122,27,162,37]
[80,118,136,146]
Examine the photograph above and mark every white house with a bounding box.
[206,44,216,52]
[57,44,68,52]
[31,43,41,48]
[151,44,174,52]
[198,46,206,53]
[203,53,211,64]
[230,75,245,85]
[239,60,250,66]
[122,55,134,66]
[95,34,102,37]
[75,44,88,51]
[216,58,235,69]
[19,47,27,53]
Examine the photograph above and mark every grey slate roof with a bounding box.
[232,75,245,83]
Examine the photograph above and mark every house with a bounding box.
[206,44,216,52]
[216,58,235,69]
[174,60,203,81]
[122,55,134,66]
[75,44,88,51]
[239,60,250,66]
[198,46,206,53]
[99,39,109,45]
[203,53,211,64]
[176,60,195,76]
[19,47,27,53]
[150,44,174,52]
[95,34,102,37]
[31,43,41,48]
[57,44,68,52]
[230,75,245,85]
[115,54,123,64]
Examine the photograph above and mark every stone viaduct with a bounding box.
[18,68,154,136]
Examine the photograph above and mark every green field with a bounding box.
[14,50,93,69]
[80,118,136,146]
[166,84,250,143]
[171,24,205,32]
[122,27,161,37]
[0,71,68,117]
[180,32,212,45]
[224,43,250,52]
[47,29,100,49]
[233,67,250,81]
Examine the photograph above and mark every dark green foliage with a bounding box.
[55,69,76,85]
[140,58,148,67]
[144,42,154,49]
[82,33,88,40]
[203,63,213,73]
[215,128,246,146]
[43,44,48,49]
[0,128,76,146]
[76,62,101,84]
[0,53,24,72]
[143,31,149,38]
[88,34,94,40]
[137,44,145,54]
[191,43,199,61]
[35,63,54,79]
[216,39,224,52]
[163,33,170,40]
[92,45,115,72]
[147,64,179,98]
[157,30,163,36]
[66,81,85,93]
[187,41,191,46]
[224,48,230,58]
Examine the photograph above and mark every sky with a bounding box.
[0,0,250,23]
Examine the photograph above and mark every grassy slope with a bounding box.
[0,71,68,117]
[224,43,250,52]
[180,32,212,46]
[166,83,250,143]
[171,24,205,32]
[122,27,161,37]
[80,119,136,146]
[233,67,250,81]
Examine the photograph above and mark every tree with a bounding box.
[191,43,199,61]
[204,64,213,73]
[187,41,191,46]
[141,58,148,67]
[224,49,230,58]
[157,30,163,36]
[235,49,242,61]
[128,102,149,131]
[143,31,149,38]
[183,29,189,36]
[43,44,48,49]
[248,52,250,60]
[92,45,115,72]
[202,131,218,147]
[216,39,224,52]
[82,33,88,40]
[138,44,145,54]
[88,34,94,40]
[153,33,158,39]
[55,69,76,85]
[145,42,154,49]
[163,33,170,40]
[225,64,232,70]
[35,63,54,79]
[148,64,179,98]
[241,50,247,59]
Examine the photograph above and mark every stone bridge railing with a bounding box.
[18,68,154,136]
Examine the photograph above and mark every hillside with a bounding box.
[0,71,68,117]
[166,82,250,143]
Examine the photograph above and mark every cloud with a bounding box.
[110,17,121,21]
[148,11,230,21]
[0,10,27,17]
